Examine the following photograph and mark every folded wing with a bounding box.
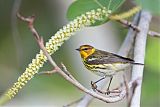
[86,50,134,65]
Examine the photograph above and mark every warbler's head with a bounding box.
[76,45,95,59]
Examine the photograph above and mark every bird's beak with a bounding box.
[76,48,80,51]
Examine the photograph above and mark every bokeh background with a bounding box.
[0,0,159,106]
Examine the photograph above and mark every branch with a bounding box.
[76,12,141,107]
[127,79,138,107]
[148,30,160,38]
[130,11,152,107]
[117,19,140,32]
[116,19,160,38]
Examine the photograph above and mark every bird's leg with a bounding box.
[91,76,106,91]
[106,76,113,95]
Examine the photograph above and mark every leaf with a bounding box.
[67,0,125,26]
[135,0,160,15]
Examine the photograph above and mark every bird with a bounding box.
[76,44,143,94]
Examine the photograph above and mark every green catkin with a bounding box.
[2,7,111,100]
[109,6,141,20]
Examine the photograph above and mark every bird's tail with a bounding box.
[132,62,144,65]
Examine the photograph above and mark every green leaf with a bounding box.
[135,0,160,15]
[67,0,125,26]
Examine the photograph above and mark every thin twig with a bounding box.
[117,19,140,32]
[61,62,76,80]
[17,13,39,40]
[17,13,58,68]
[95,88,121,95]
[116,19,160,38]
[38,70,57,75]
[148,30,160,38]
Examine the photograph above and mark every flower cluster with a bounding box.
[6,51,47,98]
[5,8,111,99]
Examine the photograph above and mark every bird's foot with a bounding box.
[91,81,97,92]
[105,89,110,95]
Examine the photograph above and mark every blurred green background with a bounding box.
[0,0,159,106]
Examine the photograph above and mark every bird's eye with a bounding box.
[82,48,88,50]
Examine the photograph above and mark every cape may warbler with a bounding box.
[76,45,143,94]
